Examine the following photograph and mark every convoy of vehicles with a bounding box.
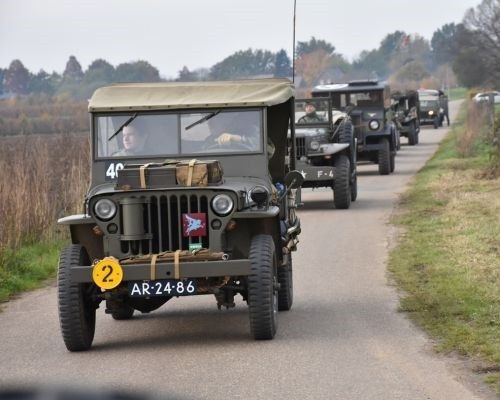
[55,76,450,350]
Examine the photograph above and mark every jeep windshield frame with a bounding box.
[93,108,264,160]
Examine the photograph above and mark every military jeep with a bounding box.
[391,90,420,145]
[57,79,303,351]
[418,89,449,129]
[291,97,357,209]
[312,80,399,175]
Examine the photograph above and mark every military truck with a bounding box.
[292,97,357,209]
[417,89,449,129]
[57,79,304,351]
[312,80,399,175]
[391,90,420,145]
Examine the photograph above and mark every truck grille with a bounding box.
[295,137,306,158]
[119,193,210,256]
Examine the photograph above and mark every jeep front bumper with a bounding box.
[71,259,251,283]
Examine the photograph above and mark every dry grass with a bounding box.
[0,134,89,250]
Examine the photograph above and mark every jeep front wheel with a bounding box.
[248,234,278,340]
[58,244,97,352]
[378,138,391,175]
[333,154,351,209]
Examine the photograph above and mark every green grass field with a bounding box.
[0,241,65,303]
[389,106,500,393]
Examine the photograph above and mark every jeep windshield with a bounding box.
[95,109,263,158]
[420,100,439,109]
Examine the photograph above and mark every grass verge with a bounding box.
[448,87,467,101]
[0,241,66,303]
[389,105,500,393]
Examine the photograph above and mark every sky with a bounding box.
[0,0,480,79]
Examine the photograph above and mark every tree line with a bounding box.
[0,0,498,135]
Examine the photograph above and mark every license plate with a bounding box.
[128,279,197,297]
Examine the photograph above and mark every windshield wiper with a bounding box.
[108,113,138,141]
[185,110,221,131]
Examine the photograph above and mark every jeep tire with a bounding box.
[248,234,278,340]
[58,244,96,352]
[351,172,358,202]
[108,301,135,320]
[338,120,354,145]
[333,154,351,209]
[408,121,417,146]
[277,253,293,311]
[378,138,391,175]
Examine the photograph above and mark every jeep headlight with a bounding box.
[369,120,380,131]
[94,199,117,221]
[211,194,234,216]
[310,140,320,151]
[428,110,434,116]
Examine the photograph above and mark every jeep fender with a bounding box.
[58,214,104,261]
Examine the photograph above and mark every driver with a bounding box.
[113,121,149,156]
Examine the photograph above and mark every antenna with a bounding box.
[292,0,297,83]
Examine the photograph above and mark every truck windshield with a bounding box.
[96,110,263,158]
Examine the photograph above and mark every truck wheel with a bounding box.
[58,244,96,352]
[351,172,358,202]
[278,254,293,311]
[333,154,351,209]
[408,122,417,146]
[378,138,391,175]
[248,234,278,340]
[390,151,396,173]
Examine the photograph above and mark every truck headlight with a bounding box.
[428,110,434,116]
[211,194,234,216]
[310,140,320,151]
[94,199,117,221]
[369,120,380,130]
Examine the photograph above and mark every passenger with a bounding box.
[298,102,324,123]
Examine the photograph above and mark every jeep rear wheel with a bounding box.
[333,154,351,209]
[351,172,358,202]
[408,122,417,146]
[278,254,293,311]
[248,234,278,340]
[107,301,135,320]
[58,244,97,352]
[378,138,391,175]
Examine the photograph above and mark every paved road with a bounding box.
[0,102,494,399]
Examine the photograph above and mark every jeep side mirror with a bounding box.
[284,170,304,189]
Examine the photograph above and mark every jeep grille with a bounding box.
[119,193,210,256]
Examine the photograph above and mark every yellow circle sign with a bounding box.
[92,257,123,290]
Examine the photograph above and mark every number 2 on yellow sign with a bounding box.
[92,257,123,290]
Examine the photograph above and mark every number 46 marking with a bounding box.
[106,163,124,180]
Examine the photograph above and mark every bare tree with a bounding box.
[464,0,500,86]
